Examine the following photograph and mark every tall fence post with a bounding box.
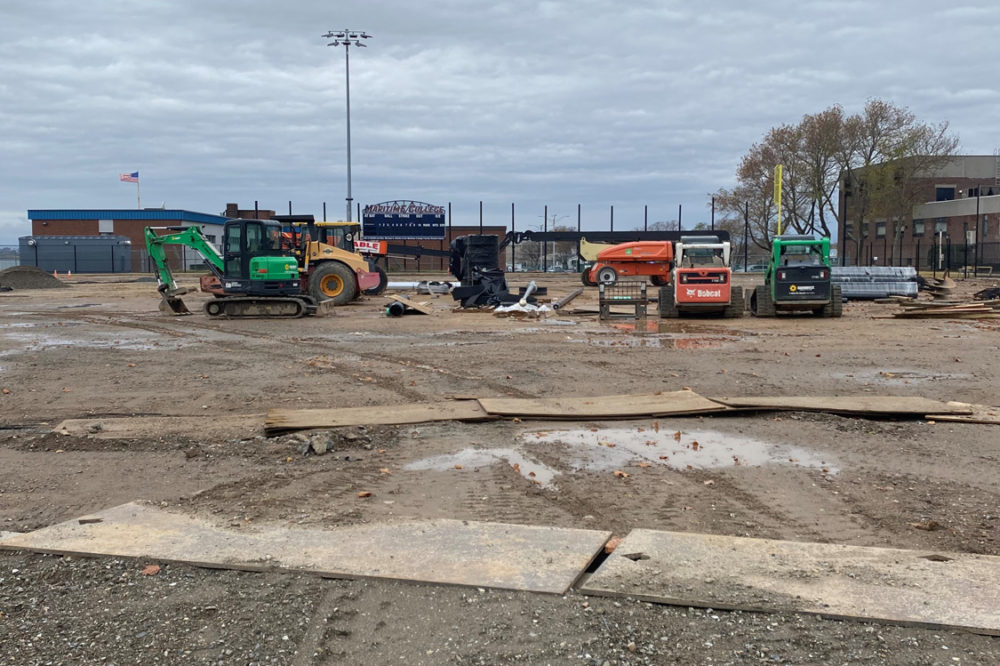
[510,202,516,272]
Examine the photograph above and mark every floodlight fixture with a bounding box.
[323,29,372,222]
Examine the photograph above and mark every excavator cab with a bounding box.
[221,219,301,296]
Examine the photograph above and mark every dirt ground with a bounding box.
[1,270,999,665]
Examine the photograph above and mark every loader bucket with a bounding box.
[159,294,192,315]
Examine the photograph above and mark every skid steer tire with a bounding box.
[723,287,745,318]
[751,284,776,317]
[658,285,678,318]
[309,261,358,306]
[822,285,843,317]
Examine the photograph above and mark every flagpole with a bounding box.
[137,179,141,209]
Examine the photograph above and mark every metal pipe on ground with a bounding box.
[552,287,584,310]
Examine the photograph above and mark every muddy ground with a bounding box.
[1,271,999,665]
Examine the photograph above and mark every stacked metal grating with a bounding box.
[831,267,919,299]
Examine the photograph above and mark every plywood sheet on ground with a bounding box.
[385,294,434,314]
[55,414,264,440]
[265,400,493,435]
[711,396,971,416]
[1,503,610,595]
[925,402,1000,424]
[478,390,727,419]
[582,529,1000,635]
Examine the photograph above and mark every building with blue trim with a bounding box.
[26,208,229,272]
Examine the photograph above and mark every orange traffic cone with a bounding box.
[53,270,58,278]
[67,270,72,279]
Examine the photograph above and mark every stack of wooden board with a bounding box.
[893,300,1000,319]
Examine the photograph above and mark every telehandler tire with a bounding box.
[596,266,618,285]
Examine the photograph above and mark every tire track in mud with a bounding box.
[25,313,454,403]
[48,312,537,402]
[678,470,877,544]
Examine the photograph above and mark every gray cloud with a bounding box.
[1,0,997,243]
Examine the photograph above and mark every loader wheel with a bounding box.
[723,287,745,318]
[658,285,678,318]
[310,262,358,306]
[596,266,618,286]
[650,275,669,286]
[751,284,776,317]
[364,265,388,296]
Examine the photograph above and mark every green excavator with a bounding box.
[146,218,321,318]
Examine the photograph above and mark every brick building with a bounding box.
[27,209,229,271]
[838,155,1000,268]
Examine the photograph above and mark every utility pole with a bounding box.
[323,29,371,222]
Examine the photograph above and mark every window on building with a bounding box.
[98,219,114,234]
[934,218,948,234]
[875,221,886,238]
[935,186,956,201]
[912,220,924,237]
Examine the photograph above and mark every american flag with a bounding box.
[119,172,139,183]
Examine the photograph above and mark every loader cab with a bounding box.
[221,219,300,296]
[310,221,362,252]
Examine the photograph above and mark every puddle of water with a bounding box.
[575,334,735,349]
[657,323,745,337]
[403,448,558,487]
[404,427,836,489]
[0,322,82,330]
[521,426,837,473]
[1,332,184,353]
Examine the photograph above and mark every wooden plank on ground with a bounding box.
[0,503,610,595]
[926,402,1000,425]
[55,414,264,440]
[385,294,434,314]
[711,395,972,416]
[265,400,494,435]
[478,390,727,419]
[582,529,1000,635]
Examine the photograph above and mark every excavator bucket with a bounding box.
[159,294,192,315]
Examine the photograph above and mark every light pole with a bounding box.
[323,29,371,222]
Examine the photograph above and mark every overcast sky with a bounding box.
[1,0,998,246]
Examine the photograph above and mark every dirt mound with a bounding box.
[0,265,68,289]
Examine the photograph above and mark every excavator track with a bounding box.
[203,296,318,319]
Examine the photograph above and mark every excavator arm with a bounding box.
[144,226,224,314]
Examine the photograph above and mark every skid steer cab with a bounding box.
[750,235,842,317]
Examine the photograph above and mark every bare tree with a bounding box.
[713,99,959,263]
